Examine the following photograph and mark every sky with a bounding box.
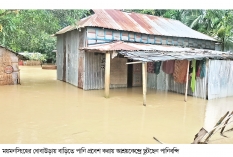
[1,0,232,9]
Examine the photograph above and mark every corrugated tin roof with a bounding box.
[81,41,212,52]
[120,51,232,62]
[81,41,139,51]
[54,25,76,35]
[55,9,216,41]
[80,41,232,61]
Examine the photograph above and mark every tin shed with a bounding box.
[0,46,20,85]
[54,9,233,103]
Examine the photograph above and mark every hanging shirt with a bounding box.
[147,62,154,73]
[154,61,162,75]
[173,60,189,83]
[200,59,206,78]
[162,60,175,74]
[191,60,196,92]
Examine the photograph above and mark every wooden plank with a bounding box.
[142,62,147,106]
[126,61,143,64]
[184,61,190,102]
[105,51,110,98]
[191,127,208,144]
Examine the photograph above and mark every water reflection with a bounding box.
[0,66,232,144]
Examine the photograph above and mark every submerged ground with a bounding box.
[0,66,233,144]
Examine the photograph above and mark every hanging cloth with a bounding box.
[173,60,189,83]
[147,62,154,73]
[196,66,201,77]
[191,60,196,92]
[196,60,201,77]
[162,60,175,74]
[154,61,161,75]
[200,59,206,78]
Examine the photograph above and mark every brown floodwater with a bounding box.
[0,66,233,144]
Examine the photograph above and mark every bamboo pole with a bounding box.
[220,111,233,135]
[184,61,190,102]
[204,111,229,143]
[105,51,110,98]
[142,62,147,106]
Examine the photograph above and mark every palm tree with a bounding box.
[180,9,233,51]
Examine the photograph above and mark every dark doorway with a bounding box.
[127,60,133,87]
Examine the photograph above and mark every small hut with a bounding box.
[0,45,20,85]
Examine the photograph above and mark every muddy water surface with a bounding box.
[0,66,233,144]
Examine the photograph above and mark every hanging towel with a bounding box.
[162,60,175,74]
[200,59,206,78]
[173,60,189,83]
[154,61,161,74]
[147,62,154,73]
[191,60,196,92]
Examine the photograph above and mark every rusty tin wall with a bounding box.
[84,52,105,90]
[56,34,64,81]
[75,9,216,42]
[84,53,128,90]
[56,29,86,88]
[78,29,86,88]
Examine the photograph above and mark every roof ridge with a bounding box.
[95,9,180,22]
[55,9,217,42]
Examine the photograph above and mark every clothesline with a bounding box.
[146,59,206,93]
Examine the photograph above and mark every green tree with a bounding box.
[180,10,233,51]
[48,10,91,28]
[129,9,233,51]
[0,9,19,46]
[0,9,91,63]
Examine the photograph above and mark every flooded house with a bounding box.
[54,9,233,103]
[0,45,20,85]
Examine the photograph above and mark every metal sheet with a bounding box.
[56,30,85,87]
[81,42,226,60]
[56,9,216,41]
[84,52,105,90]
[82,41,232,62]
[208,60,233,99]
[56,35,64,81]
[147,73,157,89]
